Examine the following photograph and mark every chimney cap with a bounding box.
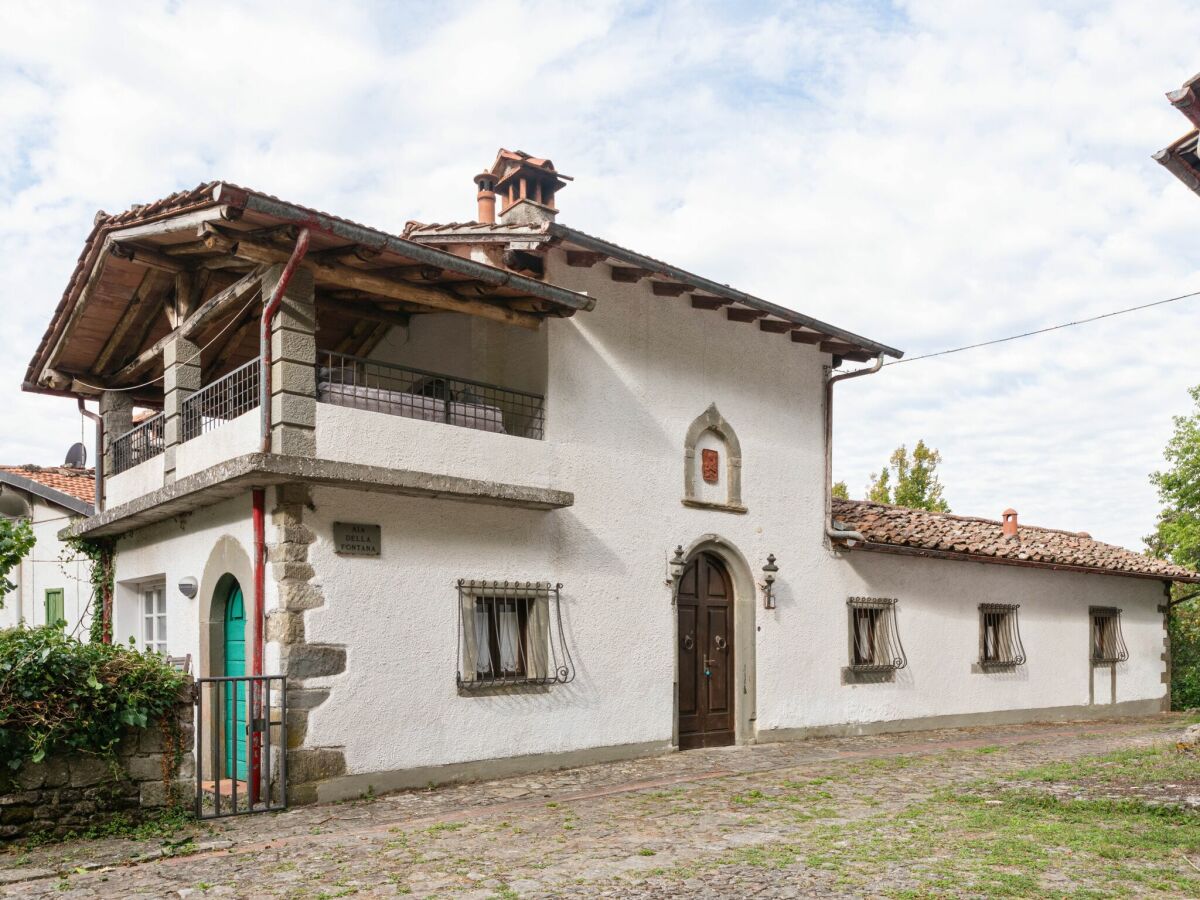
[1001,508,1019,539]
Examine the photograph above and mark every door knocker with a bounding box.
[682,633,695,651]
[714,634,727,651]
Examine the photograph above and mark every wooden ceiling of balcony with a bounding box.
[27,186,592,405]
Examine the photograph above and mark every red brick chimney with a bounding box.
[474,171,497,224]
[1001,508,1018,538]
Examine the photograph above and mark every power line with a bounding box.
[883,288,1200,366]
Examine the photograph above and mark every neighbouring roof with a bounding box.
[0,466,95,515]
[831,498,1200,584]
[404,219,903,362]
[24,182,594,403]
[1155,71,1200,196]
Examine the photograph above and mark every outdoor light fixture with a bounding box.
[760,554,779,609]
[178,576,198,599]
[668,545,687,589]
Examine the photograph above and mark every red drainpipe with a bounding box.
[251,227,309,803]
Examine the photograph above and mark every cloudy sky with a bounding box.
[1,0,1198,549]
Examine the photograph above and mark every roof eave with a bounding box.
[0,471,94,517]
[214,184,594,313]
[835,538,1200,585]
[545,224,903,359]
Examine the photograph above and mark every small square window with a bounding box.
[457,581,575,690]
[979,604,1025,668]
[847,598,907,672]
[1090,607,1127,664]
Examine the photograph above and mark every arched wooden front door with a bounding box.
[677,552,735,749]
[223,583,248,780]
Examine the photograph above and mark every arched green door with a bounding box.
[223,584,248,781]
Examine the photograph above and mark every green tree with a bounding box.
[1147,385,1200,709]
[0,518,35,607]
[1148,385,1200,570]
[831,481,850,500]
[865,440,950,512]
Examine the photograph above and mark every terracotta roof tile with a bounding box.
[0,466,96,505]
[831,498,1200,583]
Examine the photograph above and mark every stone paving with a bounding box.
[0,713,1193,898]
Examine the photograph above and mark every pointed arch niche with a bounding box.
[682,404,746,514]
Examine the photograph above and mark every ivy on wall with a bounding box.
[63,536,115,644]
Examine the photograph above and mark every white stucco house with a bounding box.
[0,464,95,635]
[22,149,1199,806]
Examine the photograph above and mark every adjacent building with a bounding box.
[0,464,95,634]
[22,149,1197,805]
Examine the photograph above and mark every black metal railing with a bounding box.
[457,581,575,690]
[316,351,545,439]
[111,414,164,475]
[1090,607,1129,663]
[195,674,287,819]
[182,359,260,442]
[847,597,908,672]
[979,603,1026,668]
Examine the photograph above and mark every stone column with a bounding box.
[99,391,134,496]
[162,334,201,483]
[262,264,317,457]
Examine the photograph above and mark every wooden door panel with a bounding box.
[677,553,735,750]
[677,604,699,734]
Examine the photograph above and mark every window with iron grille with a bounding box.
[1090,607,1128,664]
[457,581,575,690]
[847,597,907,672]
[979,604,1025,668]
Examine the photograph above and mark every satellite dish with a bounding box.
[64,443,87,468]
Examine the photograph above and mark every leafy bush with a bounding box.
[0,517,35,603]
[1170,596,1200,710]
[0,625,187,770]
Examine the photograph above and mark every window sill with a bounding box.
[973,661,1025,673]
[681,498,747,514]
[842,666,896,684]
[457,681,552,697]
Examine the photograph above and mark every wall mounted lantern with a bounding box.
[177,576,198,599]
[760,554,779,609]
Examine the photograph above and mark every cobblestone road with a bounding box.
[0,714,1192,898]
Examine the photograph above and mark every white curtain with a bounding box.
[854,611,874,664]
[473,602,492,675]
[496,601,521,673]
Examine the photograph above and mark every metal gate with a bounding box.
[194,675,287,818]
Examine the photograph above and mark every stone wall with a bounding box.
[0,691,194,841]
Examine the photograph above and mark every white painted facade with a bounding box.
[96,245,1170,797]
[1,492,93,636]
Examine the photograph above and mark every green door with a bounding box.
[44,589,64,628]
[223,584,248,781]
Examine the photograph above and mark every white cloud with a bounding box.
[0,0,1196,548]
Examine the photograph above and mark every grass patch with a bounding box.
[1012,745,1200,786]
[721,788,1200,897]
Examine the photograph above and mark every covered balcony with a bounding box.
[31,183,590,535]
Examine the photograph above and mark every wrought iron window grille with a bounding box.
[316,351,545,440]
[1089,606,1129,664]
[111,413,164,475]
[182,359,261,442]
[978,603,1026,668]
[846,597,908,672]
[456,580,574,690]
